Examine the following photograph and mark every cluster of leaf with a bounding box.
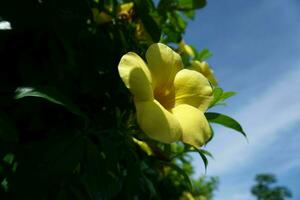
[0,0,244,199]
[251,174,292,200]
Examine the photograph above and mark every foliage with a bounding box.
[251,174,292,200]
[0,0,244,199]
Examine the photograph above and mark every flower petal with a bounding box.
[172,104,211,147]
[135,100,182,143]
[190,60,218,86]
[146,43,183,90]
[179,40,195,57]
[174,69,212,112]
[118,52,153,101]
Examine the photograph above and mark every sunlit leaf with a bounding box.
[209,88,236,108]
[196,48,213,61]
[209,87,223,108]
[15,87,88,120]
[220,91,236,102]
[205,112,247,138]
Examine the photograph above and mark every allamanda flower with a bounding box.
[118,43,213,147]
[178,40,195,57]
[190,60,218,86]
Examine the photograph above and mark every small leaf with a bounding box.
[15,87,88,120]
[220,91,236,102]
[205,112,247,138]
[160,161,192,191]
[196,48,213,61]
[1,178,8,192]
[141,174,157,198]
[198,149,213,159]
[209,88,236,108]
[191,147,208,171]
[209,87,223,108]
[182,10,196,20]
[176,0,207,10]
[3,153,14,165]
[134,0,161,42]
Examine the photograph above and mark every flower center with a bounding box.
[154,87,175,110]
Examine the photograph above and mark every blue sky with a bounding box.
[185,0,300,199]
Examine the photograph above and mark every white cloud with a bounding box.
[205,65,300,176]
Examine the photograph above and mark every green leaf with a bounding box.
[205,112,247,138]
[141,174,157,198]
[220,91,236,101]
[176,0,207,10]
[196,48,213,61]
[15,87,88,120]
[1,178,8,192]
[198,149,213,159]
[134,0,161,42]
[160,161,192,191]
[191,147,208,171]
[209,88,236,108]
[182,10,196,20]
[205,123,214,144]
[209,87,223,108]
[3,153,14,165]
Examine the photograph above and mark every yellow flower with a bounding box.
[135,19,152,42]
[91,8,112,24]
[179,40,195,57]
[118,2,135,21]
[118,43,212,147]
[132,137,154,156]
[180,192,195,200]
[190,60,218,86]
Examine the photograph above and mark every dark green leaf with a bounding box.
[1,178,8,192]
[205,112,247,138]
[191,147,208,171]
[198,149,213,159]
[160,161,192,191]
[182,10,196,20]
[176,0,207,10]
[3,153,14,165]
[15,87,88,120]
[134,0,162,42]
[142,174,157,198]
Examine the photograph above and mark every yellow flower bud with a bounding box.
[135,19,152,42]
[180,192,196,200]
[118,2,134,21]
[179,40,195,57]
[91,8,112,24]
[190,60,218,86]
[132,137,154,156]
